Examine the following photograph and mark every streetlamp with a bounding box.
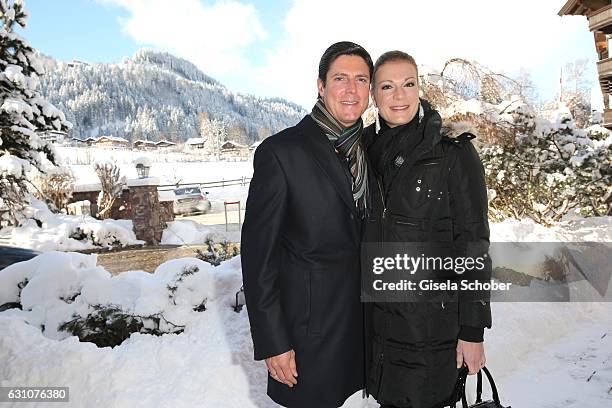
[134,157,152,178]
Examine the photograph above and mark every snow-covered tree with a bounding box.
[38,49,305,144]
[0,0,71,225]
[560,59,591,128]
[199,113,228,158]
[481,106,611,224]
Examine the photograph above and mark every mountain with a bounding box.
[37,49,306,144]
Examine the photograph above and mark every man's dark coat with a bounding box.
[241,115,364,408]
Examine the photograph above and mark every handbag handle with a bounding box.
[459,366,501,408]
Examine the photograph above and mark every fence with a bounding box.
[157,176,252,192]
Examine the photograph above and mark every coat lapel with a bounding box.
[299,116,359,219]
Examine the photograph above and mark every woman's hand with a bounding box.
[456,340,485,375]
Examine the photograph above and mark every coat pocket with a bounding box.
[305,269,324,336]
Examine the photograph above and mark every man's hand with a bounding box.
[456,340,485,375]
[265,349,298,387]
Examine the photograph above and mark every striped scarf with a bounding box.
[310,97,369,219]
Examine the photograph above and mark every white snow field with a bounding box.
[0,217,610,407]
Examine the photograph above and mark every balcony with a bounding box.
[597,57,612,77]
[603,109,612,127]
[589,4,612,32]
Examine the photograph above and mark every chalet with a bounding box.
[94,136,129,148]
[72,136,97,146]
[185,137,205,149]
[40,130,68,144]
[133,139,157,150]
[249,141,262,152]
[220,140,250,160]
[559,0,612,128]
[155,140,176,148]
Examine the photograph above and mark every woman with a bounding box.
[364,51,492,408]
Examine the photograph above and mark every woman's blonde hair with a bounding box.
[372,50,418,85]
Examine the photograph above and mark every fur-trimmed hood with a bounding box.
[440,120,477,139]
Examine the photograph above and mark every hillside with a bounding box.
[38,49,306,143]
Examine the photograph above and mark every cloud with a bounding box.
[253,0,594,108]
[99,0,266,75]
[98,0,595,109]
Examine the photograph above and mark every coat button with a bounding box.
[416,187,421,192]
[417,179,422,184]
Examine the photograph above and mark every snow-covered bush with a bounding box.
[414,59,609,225]
[0,0,71,226]
[195,238,240,267]
[94,161,125,219]
[482,108,611,224]
[0,252,216,347]
[36,167,75,212]
[0,197,143,251]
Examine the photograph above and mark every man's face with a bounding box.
[317,55,370,128]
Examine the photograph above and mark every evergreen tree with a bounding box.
[0,0,71,225]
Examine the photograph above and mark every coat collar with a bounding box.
[297,115,359,219]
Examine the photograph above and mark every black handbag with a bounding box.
[451,366,511,408]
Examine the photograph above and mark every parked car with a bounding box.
[0,245,40,271]
[173,186,212,215]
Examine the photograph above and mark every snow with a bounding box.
[3,64,26,86]
[1,96,33,118]
[126,176,160,187]
[0,197,144,251]
[0,153,30,177]
[0,216,610,407]
[185,137,205,145]
[491,216,612,242]
[161,219,222,245]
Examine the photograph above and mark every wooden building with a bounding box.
[220,140,249,160]
[94,136,129,148]
[155,140,176,148]
[559,0,612,128]
[133,139,157,150]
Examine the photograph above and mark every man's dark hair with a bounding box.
[318,41,373,85]
[372,50,418,85]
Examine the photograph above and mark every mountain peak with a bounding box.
[126,48,220,86]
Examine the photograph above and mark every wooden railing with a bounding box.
[597,57,612,77]
[589,4,612,32]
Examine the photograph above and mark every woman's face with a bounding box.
[372,60,419,128]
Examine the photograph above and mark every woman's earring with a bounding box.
[418,103,424,123]
[375,107,381,135]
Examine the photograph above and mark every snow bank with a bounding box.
[491,216,612,242]
[0,197,143,251]
[0,254,265,407]
[0,217,610,407]
[0,251,217,340]
[161,219,222,245]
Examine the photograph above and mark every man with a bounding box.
[241,42,373,408]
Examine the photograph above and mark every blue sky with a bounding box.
[23,0,598,109]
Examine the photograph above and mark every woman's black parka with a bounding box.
[363,100,492,408]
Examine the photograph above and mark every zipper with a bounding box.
[376,177,387,242]
[395,220,418,226]
[376,177,387,219]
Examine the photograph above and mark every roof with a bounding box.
[558,0,610,16]
[97,135,129,143]
[221,140,248,149]
[185,137,205,145]
[155,140,176,146]
[134,139,157,146]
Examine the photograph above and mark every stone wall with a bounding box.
[68,184,174,245]
[71,188,132,220]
